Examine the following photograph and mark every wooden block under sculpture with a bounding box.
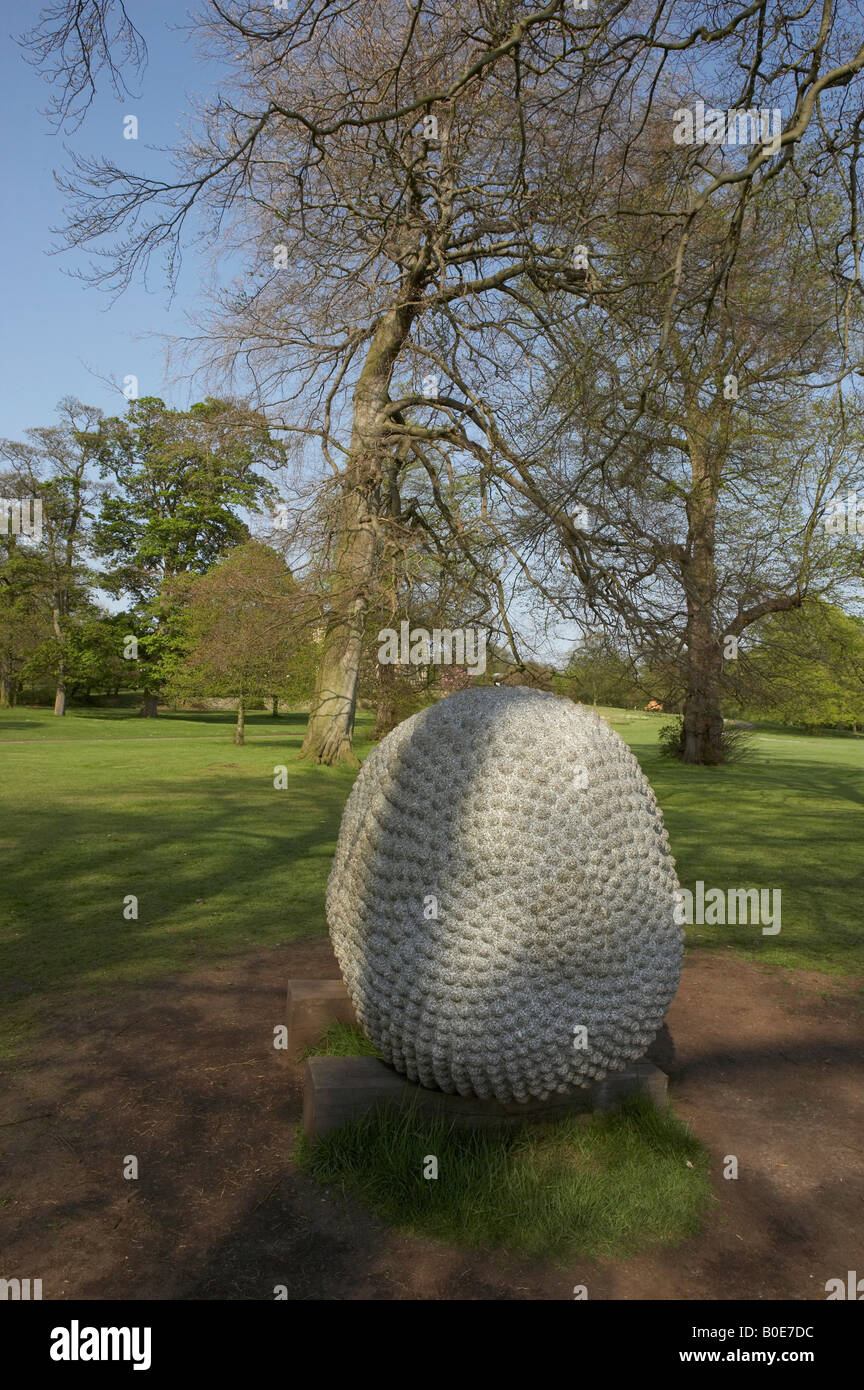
[303,1055,668,1141]
[286,979,358,1056]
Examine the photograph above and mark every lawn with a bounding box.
[1,702,861,1057]
[0,706,374,1056]
[605,708,864,973]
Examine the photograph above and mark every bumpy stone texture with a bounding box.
[327,687,683,1103]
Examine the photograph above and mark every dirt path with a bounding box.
[1,947,861,1300]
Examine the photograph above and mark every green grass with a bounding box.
[0,706,374,1056]
[1,700,861,1057]
[599,708,864,975]
[302,1021,380,1059]
[296,1096,715,1260]
[0,705,318,741]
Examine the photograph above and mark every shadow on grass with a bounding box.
[636,753,864,973]
[64,709,311,726]
[0,768,351,1027]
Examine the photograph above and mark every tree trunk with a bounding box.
[52,638,66,716]
[142,692,159,718]
[374,695,397,740]
[271,696,279,718]
[0,669,16,708]
[374,658,398,741]
[51,595,68,715]
[300,291,420,765]
[681,615,725,763]
[234,694,246,745]
[299,493,374,766]
[681,435,724,764]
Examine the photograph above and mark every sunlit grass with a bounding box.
[602,709,864,974]
[1,699,860,1058]
[302,1021,379,1058]
[0,705,374,1055]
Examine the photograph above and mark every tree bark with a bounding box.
[681,434,725,764]
[374,658,398,741]
[234,694,245,745]
[0,663,17,707]
[52,601,67,716]
[299,485,374,766]
[300,291,421,765]
[682,608,725,763]
[271,696,279,718]
[142,692,159,718]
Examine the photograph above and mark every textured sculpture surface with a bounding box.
[327,687,683,1102]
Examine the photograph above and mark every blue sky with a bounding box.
[0,3,221,443]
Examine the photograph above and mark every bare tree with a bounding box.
[21,1,864,759]
[21,0,147,130]
[475,166,864,761]
[384,49,864,760]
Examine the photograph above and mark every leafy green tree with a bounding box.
[555,634,640,710]
[739,601,864,731]
[63,610,137,699]
[0,535,53,706]
[1,398,101,713]
[166,541,315,743]
[93,397,283,714]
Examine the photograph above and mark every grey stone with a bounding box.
[327,687,684,1103]
[645,1020,681,1078]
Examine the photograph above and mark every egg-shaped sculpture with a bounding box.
[326,686,683,1103]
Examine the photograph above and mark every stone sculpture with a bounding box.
[327,687,683,1103]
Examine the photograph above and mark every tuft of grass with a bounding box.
[296,1096,715,1261]
[301,1021,379,1059]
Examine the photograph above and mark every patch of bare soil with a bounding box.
[1,947,861,1300]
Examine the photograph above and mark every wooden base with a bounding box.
[287,976,674,1139]
[286,979,358,1056]
[303,1055,668,1140]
